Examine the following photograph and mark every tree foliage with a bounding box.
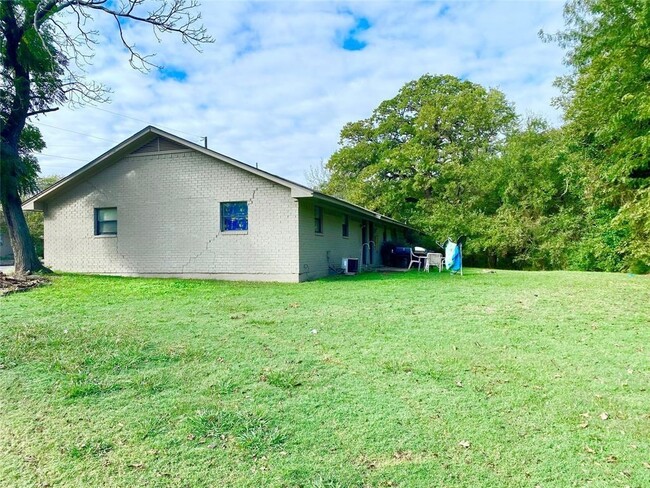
[547,0,650,268]
[323,73,636,271]
[476,120,571,268]
[1,0,212,275]
[304,160,331,192]
[324,74,517,249]
[323,1,650,273]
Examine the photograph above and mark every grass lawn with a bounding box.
[1,270,649,487]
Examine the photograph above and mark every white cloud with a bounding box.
[34,0,568,184]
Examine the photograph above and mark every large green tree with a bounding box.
[475,118,614,270]
[324,74,517,250]
[1,0,212,276]
[548,0,650,269]
[323,75,601,269]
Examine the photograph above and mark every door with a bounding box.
[361,220,368,265]
[361,220,374,266]
[368,221,374,265]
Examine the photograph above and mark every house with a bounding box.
[22,126,414,282]
[0,227,13,265]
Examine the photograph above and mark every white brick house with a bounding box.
[0,228,13,264]
[23,126,413,282]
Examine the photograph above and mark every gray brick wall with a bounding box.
[297,199,403,281]
[0,229,13,262]
[43,149,301,281]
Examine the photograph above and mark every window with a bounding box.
[342,215,349,237]
[95,207,117,235]
[221,202,248,231]
[314,206,323,234]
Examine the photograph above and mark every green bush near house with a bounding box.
[1,271,648,487]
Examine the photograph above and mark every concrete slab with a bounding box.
[376,266,410,273]
[0,265,15,275]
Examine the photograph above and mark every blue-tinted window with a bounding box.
[221,202,248,231]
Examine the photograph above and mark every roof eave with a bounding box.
[152,128,316,197]
[20,125,417,233]
[21,126,159,209]
[21,125,314,210]
[22,200,36,211]
[308,192,416,231]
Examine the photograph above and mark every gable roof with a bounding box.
[22,126,413,230]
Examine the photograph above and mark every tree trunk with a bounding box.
[0,138,46,276]
[0,1,47,276]
[0,190,43,276]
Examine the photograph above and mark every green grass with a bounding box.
[0,270,649,487]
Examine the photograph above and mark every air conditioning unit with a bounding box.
[342,258,359,275]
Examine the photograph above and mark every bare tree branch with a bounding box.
[33,0,213,73]
[26,107,60,117]
[1,0,213,274]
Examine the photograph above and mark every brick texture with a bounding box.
[0,229,13,261]
[43,149,300,281]
[298,199,404,281]
[43,147,407,282]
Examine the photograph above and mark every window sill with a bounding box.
[221,230,248,235]
[94,234,117,238]
[315,232,324,237]
[342,235,349,239]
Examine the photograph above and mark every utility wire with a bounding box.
[40,153,88,162]
[37,122,119,143]
[86,105,204,141]
[37,111,205,163]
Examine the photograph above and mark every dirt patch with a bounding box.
[0,272,49,296]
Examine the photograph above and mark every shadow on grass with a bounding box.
[30,269,479,297]
[319,268,476,283]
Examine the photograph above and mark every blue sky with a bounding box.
[35,0,567,184]
[341,16,371,50]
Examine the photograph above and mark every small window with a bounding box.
[95,207,117,235]
[342,215,349,237]
[221,201,248,231]
[314,206,323,234]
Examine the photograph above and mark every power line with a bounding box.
[37,122,119,143]
[45,144,93,147]
[40,153,88,162]
[86,106,204,141]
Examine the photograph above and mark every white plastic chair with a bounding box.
[424,252,445,272]
[408,248,426,270]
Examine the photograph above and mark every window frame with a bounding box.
[220,201,249,232]
[314,205,323,234]
[94,207,117,236]
[342,214,349,238]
